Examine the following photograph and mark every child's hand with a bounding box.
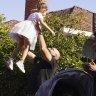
[51,31,55,36]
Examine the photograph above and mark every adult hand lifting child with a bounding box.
[6,3,55,73]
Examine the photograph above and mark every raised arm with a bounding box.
[38,34,52,62]
[39,19,55,36]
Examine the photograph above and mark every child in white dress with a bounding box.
[6,3,55,73]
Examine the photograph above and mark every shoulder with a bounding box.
[34,56,46,64]
[49,58,57,70]
[34,56,42,62]
[50,58,57,65]
[31,12,42,16]
[36,12,43,19]
[27,12,36,18]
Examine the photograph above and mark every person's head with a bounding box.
[48,48,60,60]
[82,63,96,78]
[37,3,48,17]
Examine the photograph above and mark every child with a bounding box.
[6,3,55,73]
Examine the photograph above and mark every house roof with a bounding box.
[49,6,95,32]
[50,6,93,15]
[5,20,19,27]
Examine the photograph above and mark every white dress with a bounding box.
[8,12,43,50]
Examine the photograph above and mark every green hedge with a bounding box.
[0,13,88,95]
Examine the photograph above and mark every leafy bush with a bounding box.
[0,14,27,96]
[43,13,88,71]
[0,13,89,95]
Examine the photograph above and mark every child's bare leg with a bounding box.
[16,37,30,73]
[20,37,30,63]
[11,35,24,59]
[6,35,23,70]
[10,42,23,59]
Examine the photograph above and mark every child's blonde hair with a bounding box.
[37,3,48,11]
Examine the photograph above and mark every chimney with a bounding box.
[93,13,96,33]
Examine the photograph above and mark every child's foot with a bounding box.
[16,60,25,73]
[6,58,13,70]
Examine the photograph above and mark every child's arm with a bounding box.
[39,19,55,36]
[36,21,42,33]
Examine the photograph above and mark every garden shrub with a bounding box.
[0,13,89,95]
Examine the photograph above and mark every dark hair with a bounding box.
[83,63,96,78]
[37,3,48,11]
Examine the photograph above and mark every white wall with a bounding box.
[63,27,96,59]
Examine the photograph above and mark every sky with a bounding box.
[0,0,96,21]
